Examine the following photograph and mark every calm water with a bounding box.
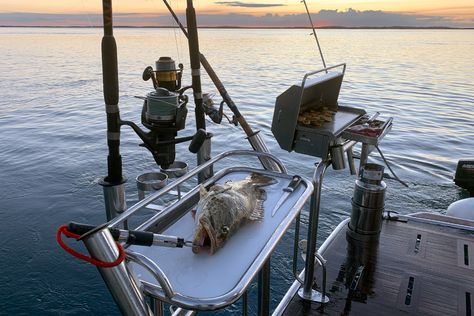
[0,27,473,315]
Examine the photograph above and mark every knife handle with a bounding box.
[284,175,302,193]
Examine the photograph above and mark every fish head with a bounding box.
[192,214,231,255]
[192,190,233,255]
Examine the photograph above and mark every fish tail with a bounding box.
[250,173,275,186]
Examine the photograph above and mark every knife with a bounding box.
[271,175,302,217]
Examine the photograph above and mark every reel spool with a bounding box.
[143,56,183,93]
[156,57,183,92]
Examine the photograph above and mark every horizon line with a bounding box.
[1,25,473,30]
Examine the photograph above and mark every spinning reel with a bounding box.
[122,57,207,169]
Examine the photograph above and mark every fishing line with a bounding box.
[169,0,182,62]
[150,0,183,61]
[301,0,327,70]
[375,145,409,188]
[79,0,97,29]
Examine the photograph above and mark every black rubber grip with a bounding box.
[68,222,153,246]
[189,129,207,153]
[126,230,154,246]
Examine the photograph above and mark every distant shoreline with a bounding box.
[1,25,473,30]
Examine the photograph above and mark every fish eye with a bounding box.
[221,226,229,235]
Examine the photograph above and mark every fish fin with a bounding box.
[248,198,265,221]
[199,185,208,198]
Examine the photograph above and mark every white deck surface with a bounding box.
[128,170,308,299]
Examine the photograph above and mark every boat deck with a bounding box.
[281,214,474,316]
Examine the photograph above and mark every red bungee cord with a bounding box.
[56,225,125,268]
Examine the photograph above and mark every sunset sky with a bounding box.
[1,0,473,27]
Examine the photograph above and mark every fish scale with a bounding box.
[192,174,275,254]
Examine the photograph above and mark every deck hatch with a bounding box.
[414,234,422,254]
[467,292,472,316]
[465,244,470,266]
[404,276,415,306]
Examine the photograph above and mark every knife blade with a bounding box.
[271,175,302,217]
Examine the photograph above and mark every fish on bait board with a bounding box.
[192,173,275,254]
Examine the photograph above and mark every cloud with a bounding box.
[0,9,473,28]
[215,1,286,8]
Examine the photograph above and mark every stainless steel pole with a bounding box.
[299,159,330,301]
[82,228,152,315]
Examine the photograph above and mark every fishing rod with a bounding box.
[162,0,281,172]
[301,0,327,71]
[100,0,127,221]
[185,0,212,182]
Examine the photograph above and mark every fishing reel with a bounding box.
[122,57,207,169]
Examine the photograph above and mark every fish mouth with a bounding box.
[192,223,216,254]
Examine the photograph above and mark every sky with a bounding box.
[0,0,473,28]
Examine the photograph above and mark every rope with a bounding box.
[56,225,125,268]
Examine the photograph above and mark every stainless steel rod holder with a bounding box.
[102,182,127,221]
[82,228,152,316]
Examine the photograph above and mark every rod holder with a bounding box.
[136,172,168,200]
[82,227,152,316]
[100,179,127,221]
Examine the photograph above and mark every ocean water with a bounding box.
[0,27,473,315]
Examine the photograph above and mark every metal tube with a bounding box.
[171,308,196,316]
[347,146,357,175]
[102,183,127,221]
[360,143,372,171]
[292,213,304,284]
[258,259,271,316]
[150,298,164,316]
[126,251,174,298]
[82,228,152,316]
[314,253,328,304]
[242,292,248,316]
[301,159,330,298]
